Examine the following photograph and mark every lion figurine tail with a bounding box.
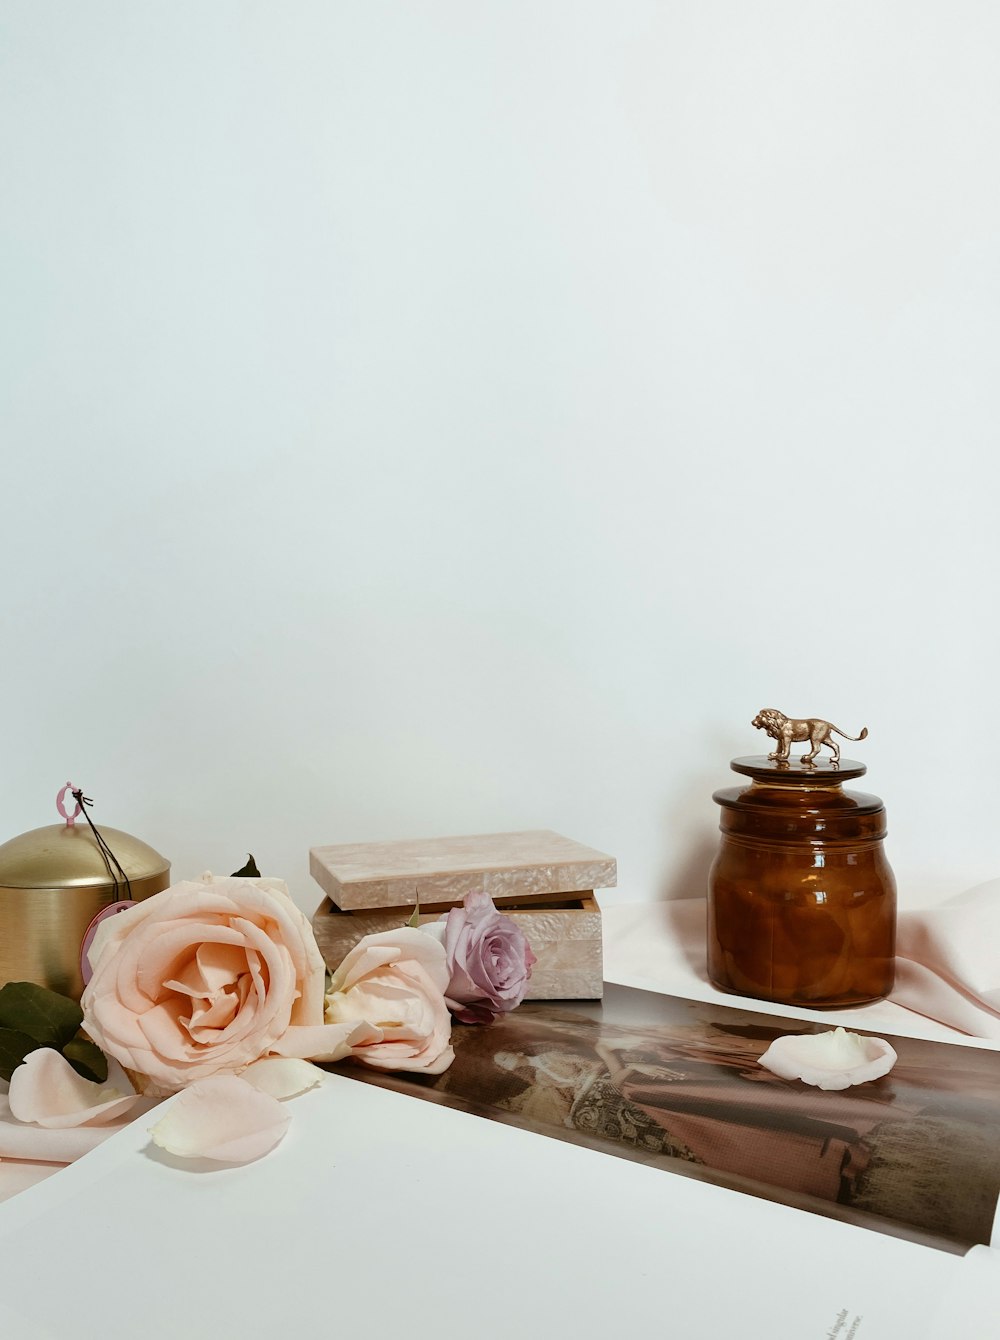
[832,724,868,742]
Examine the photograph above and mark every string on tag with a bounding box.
[68,784,134,902]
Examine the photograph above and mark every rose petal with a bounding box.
[166,942,249,997]
[758,1028,898,1090]
[241,1057,324,1100]
[417,920,447,947]
[8,1049,140,1128]
[352,1039,456,1075]
[269,1018,381,1061]
[330,928,450,997]
[447,1001,496,1025]
[149,1075,290,1162]
[0,1093,142,1162]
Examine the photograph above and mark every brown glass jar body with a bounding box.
[707,759,896,1007]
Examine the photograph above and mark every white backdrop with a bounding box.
[2,3,998,915]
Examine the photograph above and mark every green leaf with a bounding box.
[62,1036,109,1084]
[0,981,83,1051]
[0,1025,39,1083]
[231,854,261,878]
[405,888,422,929]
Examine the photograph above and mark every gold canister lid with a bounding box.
[0,822,169,892]
[0,791,171,997]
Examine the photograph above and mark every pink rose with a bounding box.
[325,927,454,1074]
[81,876,375,1093]
[427,890,536,1024]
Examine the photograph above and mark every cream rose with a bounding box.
[81,876,376,1092]
[326,927,455,1074]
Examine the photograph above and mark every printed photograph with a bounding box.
[349,986,1000,1253]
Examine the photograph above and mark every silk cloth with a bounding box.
[892,880,1000,1040]
[0,1058,157,1203]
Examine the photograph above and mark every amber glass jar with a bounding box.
[707,757,896,1007]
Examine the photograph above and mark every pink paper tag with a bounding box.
[80,901,136,986]
[56,782,83,827]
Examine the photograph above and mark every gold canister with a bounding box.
[0,821,170,999]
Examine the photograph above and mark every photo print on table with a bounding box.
[344,984,1000,1255]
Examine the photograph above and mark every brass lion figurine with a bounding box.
[752,708,868,765]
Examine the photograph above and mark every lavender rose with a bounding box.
[424,890,537,1024]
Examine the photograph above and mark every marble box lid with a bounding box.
[309,829,617,912]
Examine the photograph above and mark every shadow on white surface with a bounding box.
[140,1141,247,1176]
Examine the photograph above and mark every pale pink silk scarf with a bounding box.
[891,880,1000,1040]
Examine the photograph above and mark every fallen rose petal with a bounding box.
[149,1075,290,1163]
[8,1049,141,1129]
[758,1028,898,1090]
[241,1057,323,1100]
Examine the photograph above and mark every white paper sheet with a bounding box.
[0,1071,986,1340]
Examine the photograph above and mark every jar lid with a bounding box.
[0,823,169,891]
[729,755,867,785]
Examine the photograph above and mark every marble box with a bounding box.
[309,830,616,1000]
[312,895,604,1001]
